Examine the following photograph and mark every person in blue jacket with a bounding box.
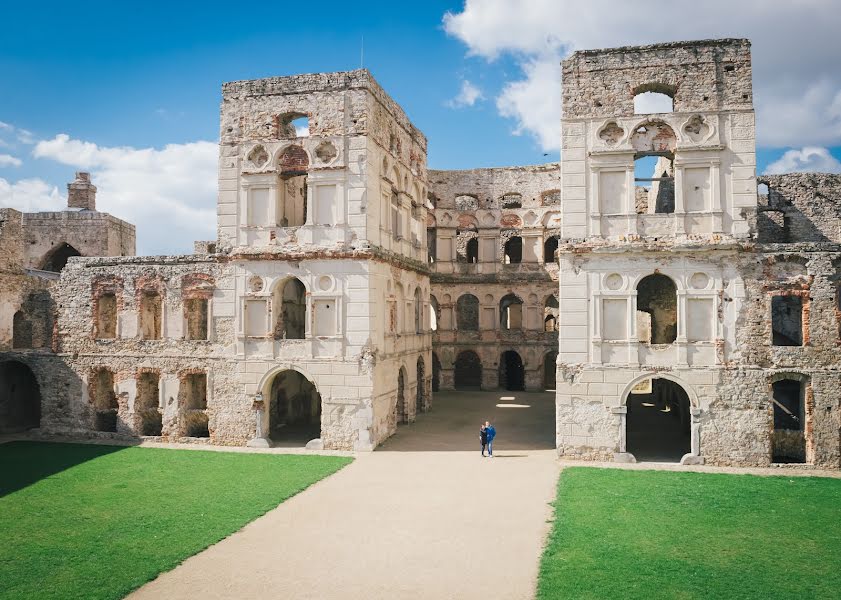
[484,421,496,457]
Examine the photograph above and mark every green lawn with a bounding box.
[0,441,351,600]
[537,468,841,600]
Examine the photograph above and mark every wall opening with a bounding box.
[396,367,407,425]
[278,145,309,227]
[278,112,310,138]
[633,90,674,114]
[544,294,559,333]
[543,351,557,390]
[179,372,208,438]
[771,378,806,463]
[0,361,41,433]
[414,288,423,334]
[184,298,209,340]
[544,236,559,263]
[274,278,306,340]
[429,295,439,332]
[431,352,441,392]
[12,311,32,349]
[500,193,522,209]
[135,372,162,436]
[626,378,690,462]
[268,369,321,445]
[466,238,479,263]
[499,294,524,331]
[90,368,118,432]
[40,242,81,272]
[634,154,675,214]
[138,292,162,340]
[454,351,482,390]
[416,356,425,414]
[504,237,523,264]
[771,295,803,346]
[95,293,118,339]
[456,294,479,331]
[637,274,677,344]
[427,228,436,263]
[498,350,525,391]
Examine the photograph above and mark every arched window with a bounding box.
[543,236,559,263]
[544,294,559,332]
[278,146,309,227]
[500,294,524,330]
[273,278,306,339]
[636,274,677,344]
[277,112,310,138]
[633,85,675,114]
[504,237,522,264]
[40,242,81,272]
[414,288,423,334]
[466,238,479,263]
[429,295,439,331]
[456,294,479,331]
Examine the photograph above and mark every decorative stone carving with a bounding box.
[315,140,338,163]
[598,121,625,146]
[246,145,269,168]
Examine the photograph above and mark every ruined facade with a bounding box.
[1,38,839,464]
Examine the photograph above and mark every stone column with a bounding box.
[680,407,704,465]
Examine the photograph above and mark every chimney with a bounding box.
[67,172,97,210]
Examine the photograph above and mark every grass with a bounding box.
[537,467,841,600]
[0,441,352,600]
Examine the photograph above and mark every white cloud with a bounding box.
[33,134,218,255]
[0,177,64,212]
[0,154,22,167]
[765,146,841,174]
[444,0,841,151]
[448,80,485,108]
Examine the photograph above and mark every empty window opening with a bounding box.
[500,294,524,331]
[278,113,310,138]
[414,288,423,334]
[626,378,690,462]
[429,295,439,332]
[637,274,677,344]
[543,351,557,390]
[278,145,309,227]
[427,228,436,263]
[268,369,321,446]
[500,193,522,209]
[466,238,479,263]
[771,379,806,463]
[139,291,162,340]
[95,293,118,339]
[757,182,769,198]
[12,311,32,349]
[498,350,524,391]
[456,294,480,331]
[391,191,401,237]
[772,295,803,346]
[454,351,482,390]
[136,372,162,436]
[544,315,557,332]
[179,373,208,438]
[504,237,523,264]
[633,91,674,114]
[455,195,478,211]
[416,357,426,414]
[90,369,118,432]
[759,209,790,243]
[39,242,81,272]
[184,298,209,340]
[274,278,306,340]
[395,367,408,425]
[545,294,559,333]
[431,352,441,392]
[0,360,41,433]
[544,236,559,263]
[635,154,674,214]
[456,228,479,264]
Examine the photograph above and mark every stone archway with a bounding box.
[0,361,41,433]
[454,351,482,390]
[498,350,525,391]
[265,369,321,446]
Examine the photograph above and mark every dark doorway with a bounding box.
[626,378,690,462]
[543,352,557,390]
[0,361,41,433]
[416,357,425,414]
[499,350,525,391]
[396,367,407,424]
[771,379,806,463]
[40,242,81,272]
[268,370,321,445]
[454,351,482,390]
[431,352,441,392]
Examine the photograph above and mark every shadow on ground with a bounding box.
[0,441,127,497]
[378,390,556,452]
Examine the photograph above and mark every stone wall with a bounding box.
[757,173,841,244]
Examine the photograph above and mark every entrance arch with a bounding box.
[498,350,525,391]
[454,351,482,390]
[265,369,321,445]
[0,361,41,433]
[40,242,81,272]
[622,376,693,463]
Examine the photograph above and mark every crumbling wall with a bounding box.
[757,173,841,244]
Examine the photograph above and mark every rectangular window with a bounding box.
[184,298,209,340]
[95,293,118,339]
[771,295,803,346]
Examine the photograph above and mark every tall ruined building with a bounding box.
[1,39,839,467]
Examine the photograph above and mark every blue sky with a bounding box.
[2,1,840,254]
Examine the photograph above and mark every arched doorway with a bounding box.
[40,242,81,272]
[626,378,690,462]
[454,351,482,390]
[431,352,441,392]
[416,357,425,414]
[498,350,525,391]
[396,367,407,424]
[0,361,41,433]
[543,351,557,390]
[267,369,321,445]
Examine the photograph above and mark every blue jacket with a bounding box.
[486,425,496,441]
